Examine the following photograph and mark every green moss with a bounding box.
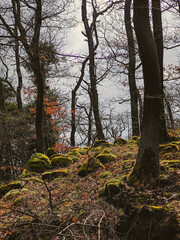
[0,181,22,198]
[42,169,69,181]
[18,169,37,179]
[129,192,149,205]
[26,158,47,173]
[71,156,80,162]
[46,148,57,158]
[78,157,104,177]
[32,153,51,164]
[127,140,137,147]
[51,155,73,167]
[94,139,111,147]
[114,137,127,145]
[101,148,112,154]
[78,147,90,155]
[161,160,180,169]
[127,149,159,185]
[68,149,81,157]
[26,153,52,173]
[96,153,116,164]
[98,179,121,198]
[99,171,111,179]
[132,136,140,142]
[159,142,179,153]
[122,160,135,170]
[3,188,29,201]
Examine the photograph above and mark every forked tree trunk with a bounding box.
[81,0,105,140]
[128,0,162,186]
[124,0,139,137]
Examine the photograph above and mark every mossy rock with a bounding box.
[71,156,80,162]
[161,160,180,169]
[101,148,112,154]
[49,153,61,160]
[132,136,140,142]
[51,155,73,167]
[122,152,135,160]
[0,181,22,198]
[78,157,105,177]
[32,153,49,161]
[78,147,90,155]
[2,188,29,201]
[42,169,69,181]
[98,179,121,198]
[46,148,58,158]
[122,160,135,170]
[128,192,149,205]
[94,139,111,147]
[127,140,137,146]
[99,171,111,179]
[159,142,179,153]
[68,149,81,157]
[26,153,52,172]
[18,169,37,179]
[114,137,127,145]
[26,158,47,173]
[96,153,116,164]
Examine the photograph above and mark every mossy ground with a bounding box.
[0,133,179,239]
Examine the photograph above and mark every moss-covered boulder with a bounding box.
[98,179,121,198]
[46,148,58,158]
[159,142,179,154]
[78,147,90,155]
[26,153,52,173]
[51,155,73,167]
[114,137,127,145]
[42,169,69,181]
[68,149,81,162]
[68,149,81,157]
[0,181,22,198]
[161,160,180,169]
[94,139,111,147]
[122,160,135,170]
[32,153,51,166]
[78,157,104,177]
[101,148,112,154]
[26,158,47,173]
[99,171,111,179]
[2,188,29,201]
[96,153,116,164]
[18,169,37,179]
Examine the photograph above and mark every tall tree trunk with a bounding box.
[81,0,105,140]
[124,0,139,137]
[11,0,44,153]
[164,96,175,130]
[71,57,89,146]
[128,0,162,186]
[152,0,169,143]
[14,25,23,111]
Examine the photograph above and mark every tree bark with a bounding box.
[124,0,139,137]
[14,27,23,111]
[81,0,105,140]
[152,0,169,143]
[128,0,162,186]
[71,57,89,146]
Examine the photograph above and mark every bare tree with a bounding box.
[128,0,162,186]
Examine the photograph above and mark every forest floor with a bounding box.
[0,130,180,240]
